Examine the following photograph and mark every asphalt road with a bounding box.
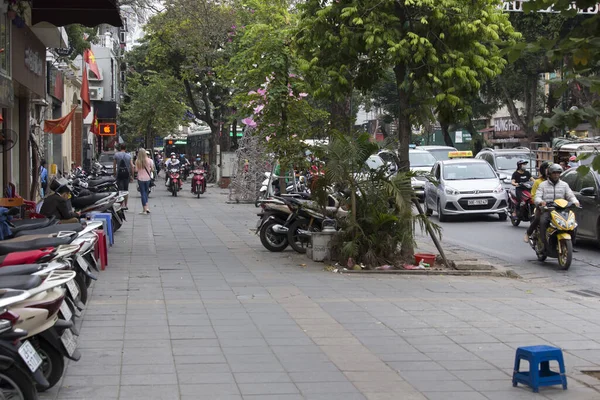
[418,212,600,293]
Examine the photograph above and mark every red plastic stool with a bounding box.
[94,230,108,270]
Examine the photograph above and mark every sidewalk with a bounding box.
[43,185,600,400]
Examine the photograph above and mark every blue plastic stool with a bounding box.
[90,212,113,246]
[513,345,567,393]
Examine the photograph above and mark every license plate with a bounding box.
[66,279,79,299]
[60,329,77,357]
[468,199,488,206]
[59,301,72,321]
[18,341,43,373]
[76,255,89,272]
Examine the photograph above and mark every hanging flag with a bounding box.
[90,111,99,135]
[43,107,77,134]
[81,65,91,119]
[84,48,101,79]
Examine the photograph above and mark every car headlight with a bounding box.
[493,185,504,193]
[445,187,460,195]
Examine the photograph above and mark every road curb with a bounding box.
[337,268,520,278]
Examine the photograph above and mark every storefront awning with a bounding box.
[31,0,123,27]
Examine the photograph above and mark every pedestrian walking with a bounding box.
[40,159,48,198]
[113,144,134,210]
[135,148,154,215]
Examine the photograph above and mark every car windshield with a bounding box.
[410,152,437,167]
[99,154,114,163]
[427,149,457,161]
[443,163,497,180]
[495,154,535,171]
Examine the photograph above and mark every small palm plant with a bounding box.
[312,132,440,268]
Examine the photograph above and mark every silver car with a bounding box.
[409,149,436,200]
[423,159,508,221]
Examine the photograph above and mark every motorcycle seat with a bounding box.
[10,217,58,233]
[0,264,43,276]
[0,275,43,290]
[14,223,84,238]
[87,177,116,186]
[71,193,112,209]
[0,248,55,267]
[0,236,73,256]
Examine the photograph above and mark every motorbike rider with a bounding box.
[524,161,551,242]
[40,180,80,224]
[533,164,580,249]
[165,153,181,185]
[193,154,203,169]
[511,159,534,218]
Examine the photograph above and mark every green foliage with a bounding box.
[220,0,329,169]
[64,25,99,60]
[312,132,440,268]
[120,72,188,146]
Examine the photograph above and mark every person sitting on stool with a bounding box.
[40,183,80,224]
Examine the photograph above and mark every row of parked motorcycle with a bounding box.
[0,165,126,399]
[254,170,347,254]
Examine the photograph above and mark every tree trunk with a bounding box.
[329,96,352,135]
[440,119,454,147]
[525,74,538,142]
[393,62,414,259]
[231,119,238,150]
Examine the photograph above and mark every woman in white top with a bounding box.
[134,148,155,214]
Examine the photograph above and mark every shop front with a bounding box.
[0,11,14,193]
[489,116,528,148]
[11,23,46,199]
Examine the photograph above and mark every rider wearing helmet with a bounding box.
[164,153,181,184]
[533,164,580,248]
[40,179,80,223]
[525,161,551,242]
[511,159,534,217]
[194,154,203,169]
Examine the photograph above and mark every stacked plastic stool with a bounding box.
[513,345,567,393]
[90,212,113,246]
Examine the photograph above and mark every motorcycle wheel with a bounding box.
[0,364,39,400]
[35,338,64,391]
[558,239,573,270]
[287,219,319,254]
[259,220,288,252]
[112,215,122,233]
[498,212,507,222]
[510,217,520,226]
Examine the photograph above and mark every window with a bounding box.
[428,148,457,161]
[576,171,598,193]
[443,163,497,180]
[561,170,578,191]
[0,13,10,75]
[494,153,535,172]
[433,165,440,179]
[409,152,436,167]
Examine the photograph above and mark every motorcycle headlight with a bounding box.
[493,184,504,193]
[566,213,577,229]
[445,187,459,195]
[554,217,567,229]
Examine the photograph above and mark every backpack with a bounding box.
[116,156,129,180]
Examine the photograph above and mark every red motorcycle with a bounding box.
[508,181,535,227]
[191,169,206,198]
[167,167,182,197]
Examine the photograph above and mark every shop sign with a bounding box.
[0,74,14,108]
[25,48,43,77]
[494,117,520,133]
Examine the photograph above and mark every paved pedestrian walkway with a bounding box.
[43,183,600,400]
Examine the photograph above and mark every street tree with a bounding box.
[142,0,236,162]
[299,0,516,256]
[120,71,188,149]
[221,0,328,171]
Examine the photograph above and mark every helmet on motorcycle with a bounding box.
[146,150,151,156]
[569,155,577,162]
[54,178,73,194]
[170,152,175,156]
[171,154,177,159]
[517,159,529,169]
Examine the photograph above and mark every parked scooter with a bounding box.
[1,271,80,390]
[191,169,206,198]
[529,199,579,270]
[255,198,294,252]
[508,181,535,227]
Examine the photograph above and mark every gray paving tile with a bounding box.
[238,383,300,395]
[179,383,241,396]
[234,372,292,383]
[118,385,179,400]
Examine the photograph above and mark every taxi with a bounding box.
[423,151,508,221]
